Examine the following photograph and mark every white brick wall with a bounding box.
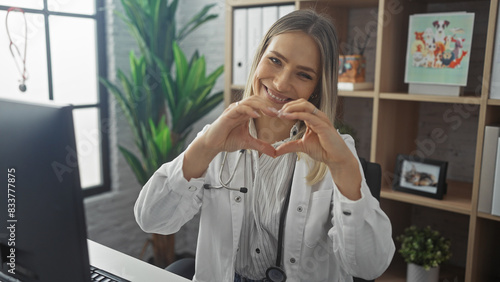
[84,0,225,259]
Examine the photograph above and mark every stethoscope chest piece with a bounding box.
[264,266,287,282]
[19,83,27,92]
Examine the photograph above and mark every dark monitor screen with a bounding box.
[0,98,91,282]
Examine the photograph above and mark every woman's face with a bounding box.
[253,31,321,108]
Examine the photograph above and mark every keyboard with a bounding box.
[90,265,131,282]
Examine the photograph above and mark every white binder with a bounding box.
[478,126,500,213]
[247,7,262,71]
[262,6,278,37]
[233,8,248,86]
[492,137,500,216]
[490,2,500,99]
[278,4,295,19]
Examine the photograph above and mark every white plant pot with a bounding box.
[407,263,439,282]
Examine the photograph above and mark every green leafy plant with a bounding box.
[160,41,224,142]
[102,44,223,186]
[100,0,222,186]
[118,0,217,69]
[397,225,452,270]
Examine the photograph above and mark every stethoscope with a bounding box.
[203,123,299,195]
[203,149,293,281]
[264,175,293,282]
[6,7,29,92]
[203,149,248,193]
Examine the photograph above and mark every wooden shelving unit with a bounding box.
[381,180,473,215]
[224,0,500,281]
[339,90,375,98]
[379,93,483,104]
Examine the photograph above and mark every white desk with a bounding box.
[88,240,190,282]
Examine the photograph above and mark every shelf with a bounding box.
[488,99,500,106]
[376,259,406,282]
[477,212,500,222]
[231,87,376,98]
[231,85,245,91]
[380,180,472,215]
[380,93,482,104]
[307,0,379,8]
[377,260,465,282]
[338,90,375,98]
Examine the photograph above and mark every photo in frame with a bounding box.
[393,154,448,200]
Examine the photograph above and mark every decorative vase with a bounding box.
[407,263,439,282]
[338,55,366,83]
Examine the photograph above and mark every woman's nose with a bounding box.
[273,70,292,92]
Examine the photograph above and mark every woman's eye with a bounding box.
[299,73,313,80]
[269,57,281,65]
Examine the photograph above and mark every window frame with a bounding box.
[0,0,110,197]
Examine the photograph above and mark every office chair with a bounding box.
[165,158,382,281]
[358,157,381,201]
[165,257,195,279]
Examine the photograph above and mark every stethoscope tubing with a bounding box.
[203,149,248,193]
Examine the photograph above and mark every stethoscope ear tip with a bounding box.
[240,187,248,193]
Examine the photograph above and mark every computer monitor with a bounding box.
[0,98,91,282]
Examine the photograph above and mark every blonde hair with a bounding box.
[242,9,340,185]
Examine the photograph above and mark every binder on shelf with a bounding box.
[262,6,278,37]
[478,126,500,214]
[278,4,294,19]
[247,7,262,71]
[490,0,500,99]
[232,8,248,86]
[491,137,500,216]
[338,82,374,91]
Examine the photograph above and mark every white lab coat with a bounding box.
[134,126,395,282]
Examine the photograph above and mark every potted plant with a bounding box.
[100,0,222,268]
[397,225,452,282]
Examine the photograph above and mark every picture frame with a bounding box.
[404,12,475,86]
[392,154,448,200]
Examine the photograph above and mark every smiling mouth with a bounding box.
[265,86,291,104]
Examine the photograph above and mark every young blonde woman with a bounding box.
[135,9,395,282]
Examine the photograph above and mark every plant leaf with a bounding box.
[177,4,217,40]
[119,146,148,185]
[173,41,188,92]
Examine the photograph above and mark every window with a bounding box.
[0,0,109,197]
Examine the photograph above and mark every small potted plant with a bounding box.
[397,225,452,282]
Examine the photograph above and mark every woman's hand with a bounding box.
[182,96,277,180]
[273,99,353,165]
[274,99,362,199]
[203,95,278,156]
